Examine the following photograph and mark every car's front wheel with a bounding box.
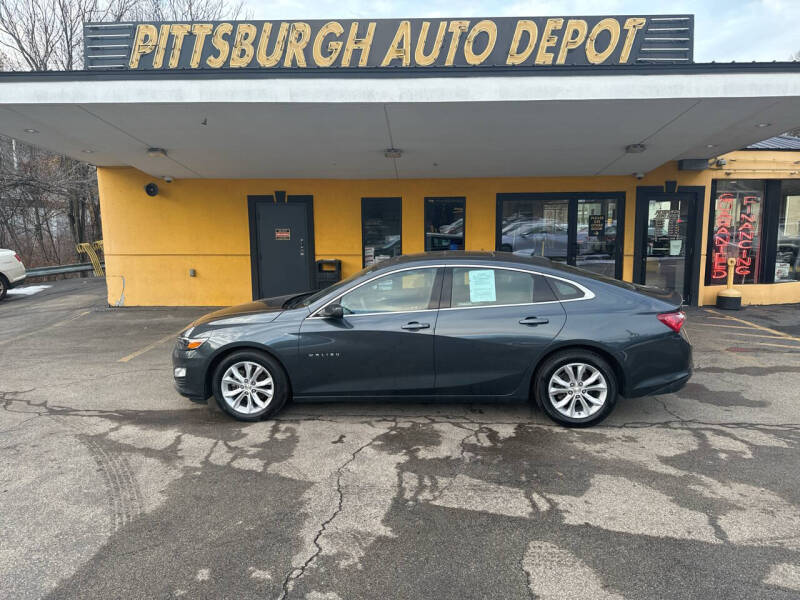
[535,350,617,427]
[212,350,289,421]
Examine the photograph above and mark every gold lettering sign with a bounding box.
[115,16,683,70]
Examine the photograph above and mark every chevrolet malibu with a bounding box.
[172,252,691,427]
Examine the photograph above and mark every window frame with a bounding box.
[309,264,595,318]
[705,178,786,286]
[310,266,444,318]
[361,197,402,268]
[424,197,466,252]
[439,265,594,310]
[495,191,626,281]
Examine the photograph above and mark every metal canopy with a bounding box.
[1,66,799,179]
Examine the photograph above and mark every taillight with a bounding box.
[657,311,686,333]
[14,253,22,263]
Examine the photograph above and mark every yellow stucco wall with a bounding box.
[97,156,800,307]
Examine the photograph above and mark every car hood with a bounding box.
[190,293,300,327]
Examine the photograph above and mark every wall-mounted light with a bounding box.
[384,148,403,159]
[716,158,728,167]
[147,147,168,158]
[625,143,646,154]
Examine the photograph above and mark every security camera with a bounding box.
[716,158,727,167]
[163,176,174,183]
[634,172,645,180]
[144,182,159,197]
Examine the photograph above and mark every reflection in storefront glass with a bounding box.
[776,181,800,282]
[425,198,465,252]
[362,197,402,267]
[707,180,765,285]
[645,198,688,294]
[576,199,617,278]
[500,199,569,261]
[500,197,618,277]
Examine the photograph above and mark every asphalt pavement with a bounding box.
[1,278,800,599]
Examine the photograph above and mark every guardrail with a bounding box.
[25,262,102,277]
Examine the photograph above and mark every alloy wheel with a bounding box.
[547,362,608,419]
[220,361,274,415]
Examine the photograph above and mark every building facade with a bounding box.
[2,14,800,307]
[96,147,800,307]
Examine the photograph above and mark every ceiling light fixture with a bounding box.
[24,128,39,134]
[384,148,403,159]
[82,149,94,154]
[755,123,771,128]
[147,147,168,158]
[706,144,717,148]
[625,143,646,154]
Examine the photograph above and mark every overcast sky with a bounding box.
[242,0,800,63]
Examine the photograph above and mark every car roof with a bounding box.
[370,251,554,270]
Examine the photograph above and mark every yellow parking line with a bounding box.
[688,323,764,330]
[118,330,183,363]
[704,308,800,342]
[720,331,797,340]
[0,310,91,345]
[753,342,800,350]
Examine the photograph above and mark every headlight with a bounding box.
[177,333,210,350]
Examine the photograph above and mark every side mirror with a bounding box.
[319,303,344,319]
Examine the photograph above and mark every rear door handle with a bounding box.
[401,321,430,330]
[519,317,549,326]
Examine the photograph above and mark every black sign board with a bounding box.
[588,214,605,237]
[84,15,693,71]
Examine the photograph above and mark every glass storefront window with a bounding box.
[362,197,402,267]
[775,181,800,282]
[500,199,569,261]
[576,198,618,278]
[425,197,465,251]
[498,194,621,278]
[707,180,765,285]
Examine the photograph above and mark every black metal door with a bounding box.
[249,195,315,299]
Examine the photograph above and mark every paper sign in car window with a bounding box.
[468,269,496,303]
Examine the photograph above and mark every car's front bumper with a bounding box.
[171,343,211,402]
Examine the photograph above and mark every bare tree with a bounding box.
[0,0,243,265]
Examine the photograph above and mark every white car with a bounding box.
[0,249,27,300]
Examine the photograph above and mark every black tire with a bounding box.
[0,274,8,301]
[534,349,618,428]
[211,350,289,422]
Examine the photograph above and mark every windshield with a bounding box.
[290,264,374,308]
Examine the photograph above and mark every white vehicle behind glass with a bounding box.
[0,249,27,300]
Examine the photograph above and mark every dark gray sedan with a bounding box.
[172,252,691,427]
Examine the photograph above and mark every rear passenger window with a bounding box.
[451,268,555,307]
[548,278,585,300]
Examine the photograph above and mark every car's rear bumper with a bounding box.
[625,335,693,398]
[7,267,26,286]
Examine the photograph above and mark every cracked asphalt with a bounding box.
[2,278,800,599]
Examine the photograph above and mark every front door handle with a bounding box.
[401,321,430,330]
[519,317,549,326]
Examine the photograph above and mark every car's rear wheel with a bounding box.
[212,350,288,421]
[535,350,617,427]
[0,275,8,301]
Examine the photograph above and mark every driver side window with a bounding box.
[339,268,438,315]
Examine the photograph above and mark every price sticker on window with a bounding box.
[468,269,496,303]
